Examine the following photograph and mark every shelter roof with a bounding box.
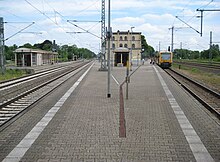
[14,48,58,55]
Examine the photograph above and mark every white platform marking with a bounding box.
[153,66,214,162]
[111,74,120,86]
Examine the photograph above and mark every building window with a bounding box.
[112,43,115,49]
[119,43,123,47]
[132,44,135,49]
[132,36,135,41]
[124,36,127,41]
[120,36,123,41]
[112,36,115,41]
[124,44,128,48]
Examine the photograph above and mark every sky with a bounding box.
[0,0,220,53]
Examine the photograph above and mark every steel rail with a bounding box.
[0,61,92,131]
[164,68,220,119]
[0,61,84,85]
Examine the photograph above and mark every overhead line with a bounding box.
[73,0,100,17]
[176,16,201,35]
[197,0,214,10]
[24,0,73,39]
[67,20,101,39]
[5,22,35,41]
[41,0,101,48]
[42,1,101,36]
[2,10,52,42]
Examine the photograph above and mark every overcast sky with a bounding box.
[1,0,220,53]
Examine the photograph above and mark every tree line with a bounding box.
[4,40,96,62]
[141,34,220,62]
[173,44,220,61]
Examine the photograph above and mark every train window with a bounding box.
[161,53,171,60]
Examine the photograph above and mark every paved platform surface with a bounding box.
[1,61,220,162]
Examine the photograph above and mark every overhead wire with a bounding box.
[43,1,85,32]
[185,0,214,24]
[1,3,57,42]
[43,0,101,48]
[24,0,74,40]
[172,0,194,26]
[72,0,100,17]
[171,0,217,51]
[42,1,81,47]
[2,0,101,52]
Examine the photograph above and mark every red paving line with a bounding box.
[118,65,141,138]
[119,85,126,138]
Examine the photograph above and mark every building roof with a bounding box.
[14,48,58,55]
[113,30,141,35]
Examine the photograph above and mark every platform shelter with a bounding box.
[14,48,58,67]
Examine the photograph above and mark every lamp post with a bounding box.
[130,26,135,71]
[141,48,145,65]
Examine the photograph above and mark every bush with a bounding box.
[0,69,27,81]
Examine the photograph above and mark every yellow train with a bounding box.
[157,51,173,68]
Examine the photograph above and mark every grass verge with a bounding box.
[0,69,27,82]
[172,63,220,93]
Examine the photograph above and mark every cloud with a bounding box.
[1,0,219,53]
[113,17,145,25]
[142,13,175,25]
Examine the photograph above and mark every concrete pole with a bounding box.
[22,51,25,67]
[159,41,161,52]
[180,42,182,60]
[200,11,203,37]
[0,17,5,74]
[171,26,174,52]
[107,0,111,98]
[130,27,134,71]
[209,31,212,64]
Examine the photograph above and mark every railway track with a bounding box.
[164,68,220,119]
[173,61,220,74]
[0,61,92,131]
[174,60,220,69]
[0,61,88,104]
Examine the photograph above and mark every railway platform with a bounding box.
[0,60,220,161]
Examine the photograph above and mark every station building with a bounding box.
[106,30,142,67]
[14,48,58,67]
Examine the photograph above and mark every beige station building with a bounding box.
[106,30,142,67]
[14,48,58,67]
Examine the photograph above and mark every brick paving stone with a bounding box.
[0,61,219,161]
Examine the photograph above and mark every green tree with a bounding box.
[20,43,33,48]
[34,40,52,51]
[4,44,17,60]
[141,35,155,58]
